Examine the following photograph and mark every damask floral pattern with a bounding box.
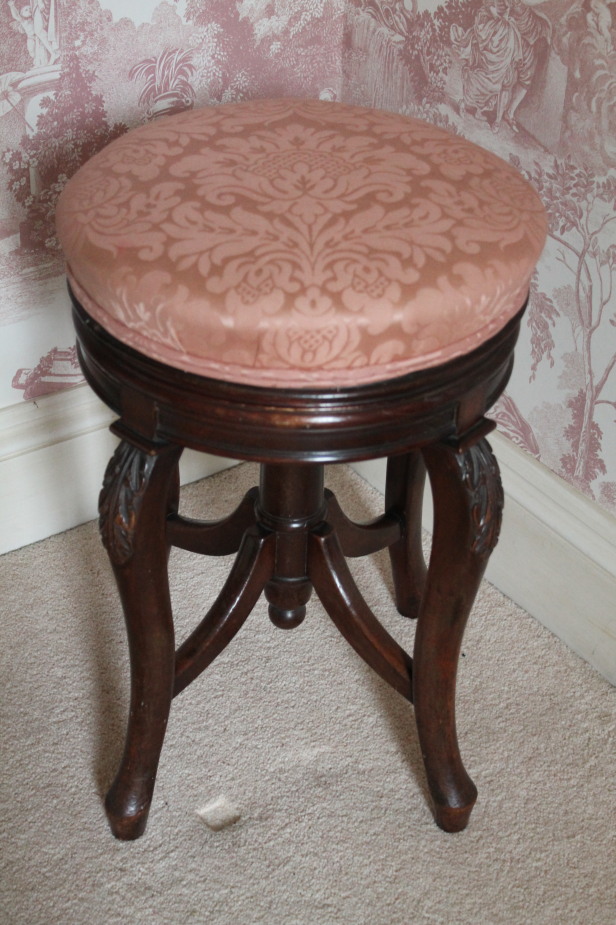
[56,98,546,387]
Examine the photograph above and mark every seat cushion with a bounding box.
[56,98,547,388]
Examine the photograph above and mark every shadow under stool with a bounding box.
[56,98,547,840]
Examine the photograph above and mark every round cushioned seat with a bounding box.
[56,98,547,388]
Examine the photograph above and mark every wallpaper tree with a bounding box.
[518,155,616,495]
[4,51,126,254]
[238,0,345,96]
[177,0,265,101]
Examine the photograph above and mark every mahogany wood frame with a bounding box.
[71,289,524,840]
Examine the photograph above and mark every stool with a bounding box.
[56,98,546,840]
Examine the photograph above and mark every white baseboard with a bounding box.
[0,387,235,556]
[353,434,616,686]
[2,390,614,685]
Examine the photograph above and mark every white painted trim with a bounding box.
[353,434,616,686]
[0,387,116,461]
[0,387,236,556]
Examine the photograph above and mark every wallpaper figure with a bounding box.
[7,0,59,67]
[451,0,550,132]
[504,1,552,131]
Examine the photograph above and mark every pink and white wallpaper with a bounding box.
[0,0,614,512]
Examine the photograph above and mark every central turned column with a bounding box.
[257,464,326,629]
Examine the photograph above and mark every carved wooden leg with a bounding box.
[385,452,428,618]
[99,439,183,840]
[414,436,503,832]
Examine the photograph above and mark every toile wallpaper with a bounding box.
[0,0,614,512]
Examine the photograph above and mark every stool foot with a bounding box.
[105,788,153,841]
[433,795,477,833]
[414,436,503,833]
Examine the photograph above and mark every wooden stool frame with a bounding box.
[72,289,524,840]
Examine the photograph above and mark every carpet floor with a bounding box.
[1,463,614,925]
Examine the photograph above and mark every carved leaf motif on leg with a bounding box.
[99,442,157,566]
[454,438,504,557]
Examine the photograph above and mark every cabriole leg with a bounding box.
[99,439,182,840]
[415,436,503,832]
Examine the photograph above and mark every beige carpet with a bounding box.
[1,463,614,925]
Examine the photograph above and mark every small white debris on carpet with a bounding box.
[197,795,242,831]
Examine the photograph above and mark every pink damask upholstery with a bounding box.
[56,99,547,388]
